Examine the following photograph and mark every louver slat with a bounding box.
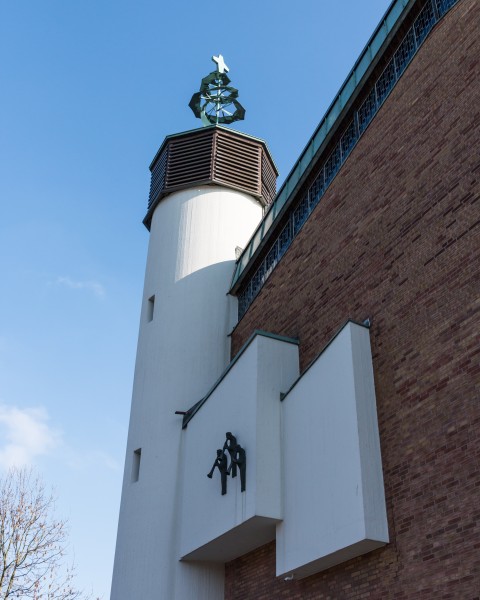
[261,153,277,205]
[214,135,261,197]
[149,147,169,208]
[166,135,213,188]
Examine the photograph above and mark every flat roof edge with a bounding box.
[181,330,299,428]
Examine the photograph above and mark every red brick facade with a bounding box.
[227,0,480,598]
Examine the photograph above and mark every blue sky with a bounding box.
[0,0,392,596]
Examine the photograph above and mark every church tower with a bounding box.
[111,57,277,600]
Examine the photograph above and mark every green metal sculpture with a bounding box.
[189,55,245,126]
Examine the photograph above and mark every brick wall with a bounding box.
[227,0,480,598]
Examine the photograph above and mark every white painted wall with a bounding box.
[180,333,300,562]
[110,185,263,600]
[276,321,389,579]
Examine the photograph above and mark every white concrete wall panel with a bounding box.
[180,333,300,563]
[276,321,388,579]
[111,186,263,600]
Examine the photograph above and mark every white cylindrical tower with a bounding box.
[111,126,277,600]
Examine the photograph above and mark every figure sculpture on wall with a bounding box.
[228,443,246,492]
[207,432,246,495]
[223,432,238,477]
[207,449,229,495]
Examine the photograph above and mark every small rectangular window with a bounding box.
[147,295,155,322]
[132,448,142,482]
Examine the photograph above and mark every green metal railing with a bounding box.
[234,0,460,318]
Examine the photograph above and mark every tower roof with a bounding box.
[144,125,278,230]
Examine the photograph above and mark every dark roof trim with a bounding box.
[230,0,418,292]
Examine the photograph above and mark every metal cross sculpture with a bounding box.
[189,55,246,126]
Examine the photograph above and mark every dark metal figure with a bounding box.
[207,433,247,495]
[227,443,246,492]
[207,449,229,495]
[223,432,238,478]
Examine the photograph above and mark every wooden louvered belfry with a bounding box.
[144,126,278,230]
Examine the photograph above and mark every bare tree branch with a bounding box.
[0,468,98,600]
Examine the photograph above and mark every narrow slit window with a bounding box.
[132,448,142,482]
[147,295,155,322]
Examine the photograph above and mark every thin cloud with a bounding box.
[56,276,106,298]
[93,451,121,472]
[0,404,61,469]
[64,449,121,473]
